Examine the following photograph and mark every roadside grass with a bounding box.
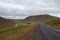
[46,19,60,27]
[0,22,36,40]
[0,22,16,30]
[0,22,34,35]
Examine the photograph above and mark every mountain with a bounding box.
[0,17,5,22]
[0,17,16,30]
[0,17,15,24]
[0,17,11,23]
[22,14,58,23]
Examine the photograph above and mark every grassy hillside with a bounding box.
[46,18,60,27]
[0,17,35,34]
[0,17,17,30]
[0,21,36,40]
[0,22,34,34]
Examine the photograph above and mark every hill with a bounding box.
[22,14,58,23]
[0,17,16,30]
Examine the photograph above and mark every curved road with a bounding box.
[24,24,60,40]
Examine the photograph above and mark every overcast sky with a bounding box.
[0,0,60,19]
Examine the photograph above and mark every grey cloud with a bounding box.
[0,0,60,19]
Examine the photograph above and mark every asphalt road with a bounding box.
[40,24,60,40]
[24,24,60,40]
